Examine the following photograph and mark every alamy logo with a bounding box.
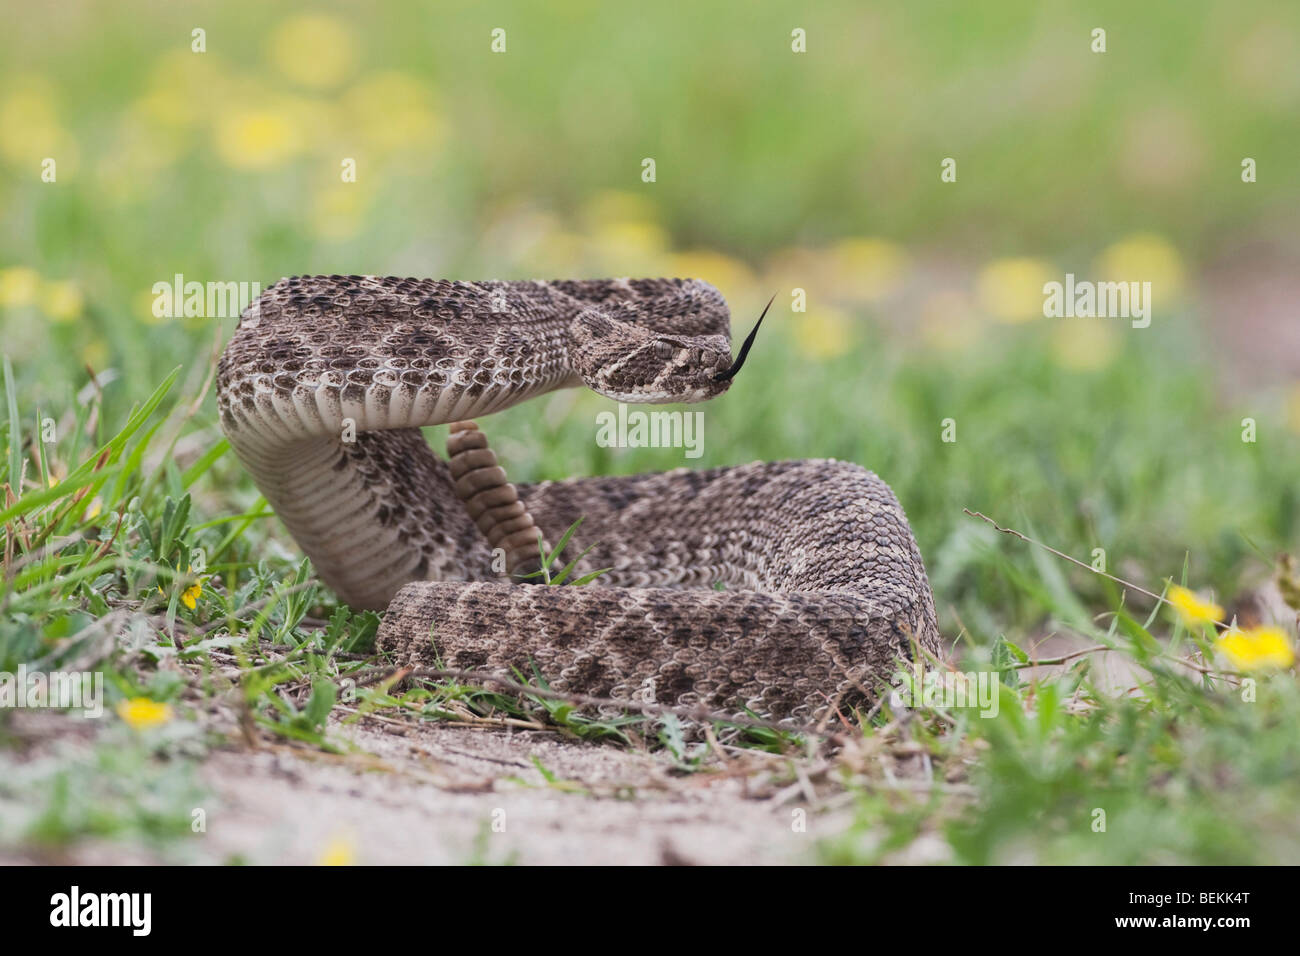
[595,403,704,459]
[0,666,103,717]
[1042,273,1152,328]
[152,273,261,319]
[49,886,151,936]
[890,663,1000,717]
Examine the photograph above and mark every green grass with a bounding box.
[2,302,1297,862]
[820,591,1300,865]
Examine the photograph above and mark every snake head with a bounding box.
[568,309,735,404]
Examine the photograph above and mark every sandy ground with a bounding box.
[1,707,859,865]
[190,717,834,865]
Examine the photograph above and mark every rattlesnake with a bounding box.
[216,276,940,725]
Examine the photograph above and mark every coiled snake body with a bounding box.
[217,276,940,724]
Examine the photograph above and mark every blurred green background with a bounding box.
[2,0,1299,644]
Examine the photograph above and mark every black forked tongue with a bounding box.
[714,293,775,382]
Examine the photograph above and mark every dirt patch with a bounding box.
[194,719,834,865]
[0,708,859,865]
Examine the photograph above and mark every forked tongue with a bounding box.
[714,294,775,382]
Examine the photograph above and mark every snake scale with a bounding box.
[216,276,940,725]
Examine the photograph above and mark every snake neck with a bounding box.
[217,279,590,449]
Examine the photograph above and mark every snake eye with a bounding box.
[653,340,674,360]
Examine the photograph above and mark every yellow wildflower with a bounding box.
[0,267,41,308]
[341,72,440,154]
[79,339,109,368]
[40,279,83,321]
[1094,233,1185,303]
[591,219,669,262]
[0,83,72,167]
[269,15,356,89]
[181,581,203,610]
[665,250,755,308]
[581,189,660,228]
[1166,584,1224,627]
[158,566,206,610]
[134,85,194,131]
[1215,626,1295,671]
[319,835,355,866]
[975,257,1055,323]
[117,697,173,729]
[214,109,300,170]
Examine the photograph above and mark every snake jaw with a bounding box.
[581,382,728,405]
[568,311,736,404]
